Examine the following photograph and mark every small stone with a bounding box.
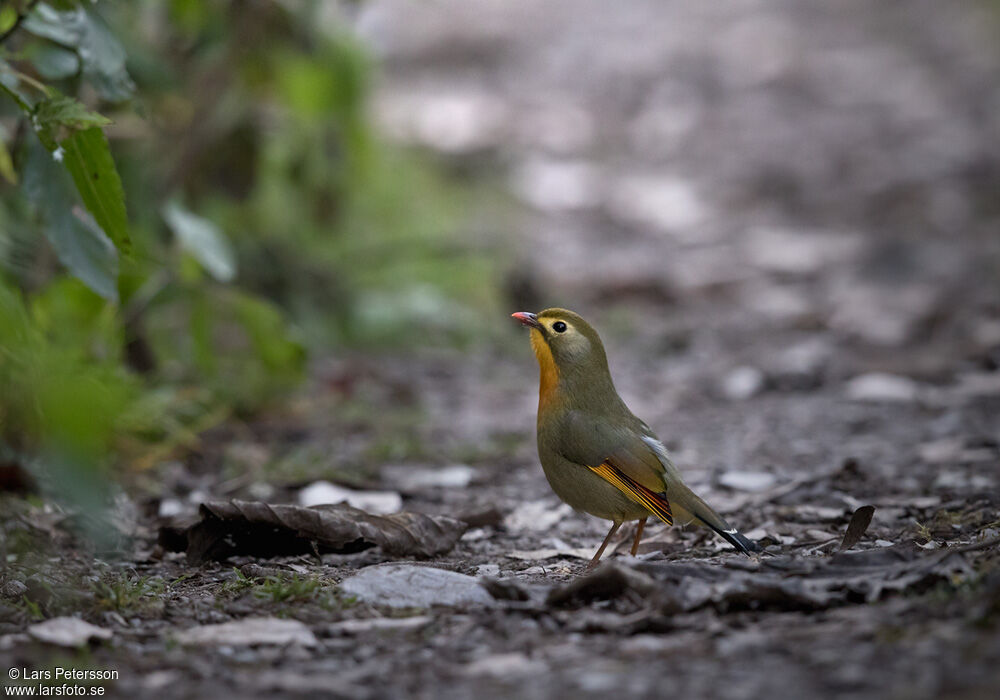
[745,227,861,276]
[918,438,964,464]
[297,481,402,514]
[173,617,317,647]
[157,498,185,518]
[718,471,776,492]
[605,174,709,239]
[339,564,495,608]
[951,373,1000,398]
[464,653,548,678]
[721,366,765,400]
[829,282,941,347]
[845,373,919,402]
[474,564,500,577]
[375,91,508,154]
[1,580,27,599]
[505,500,574,533]
[769,337,832,389]
[381,464,475,490]
[326,616,432,635]
[28,617,112,647]
[746,284,816,325]
[511,157,602,212]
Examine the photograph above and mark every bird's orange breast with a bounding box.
[529,328,560,409]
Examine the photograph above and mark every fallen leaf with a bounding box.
[839,505,876,551]
[174,500,467,563]
[173,617,316,647]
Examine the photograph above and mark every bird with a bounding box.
[512,308,761,570]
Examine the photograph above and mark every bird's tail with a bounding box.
[695,516,761,555]
[672,484,761,556]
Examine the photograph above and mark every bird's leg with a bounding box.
[586,521,622,572]
[630,517,647,556]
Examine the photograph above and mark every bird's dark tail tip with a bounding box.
[698,518,762,556]
[724,528,763,556]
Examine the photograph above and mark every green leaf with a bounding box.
[22,3,134,102]
[0,6,17,35]
[28,43,81,80]
[22,3,79,46]
[232,292,304,373]
[60,127,130,254]
[162,201,236,282]
[21,135,119,302]
[0,141,15,184]
[34,94,110,131]
[0,125,16,184]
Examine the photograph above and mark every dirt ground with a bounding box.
[3,1,1000,698]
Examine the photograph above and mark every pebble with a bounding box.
[721,366,766,400]
[28,617,112,647]
[381,464,475,490]
[504,500,574,533]
[339,564,495,608]
[718,471,776,492]
[297,481,402,514]
[845,373,919,402]
[511,157,602,212]
[173,617,317,647]
[1,580,27,599]
[464,652,548,678]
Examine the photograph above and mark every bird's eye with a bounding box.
[552,321,567,333]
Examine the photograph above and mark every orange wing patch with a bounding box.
[589,461,674,526]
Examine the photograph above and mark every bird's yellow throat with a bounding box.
[529,328,560,408]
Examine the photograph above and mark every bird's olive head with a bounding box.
[511,308,608,372]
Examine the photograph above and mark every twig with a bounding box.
[946,535,1000,555]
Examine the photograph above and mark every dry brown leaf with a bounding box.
[176,500,467,563]
[839,505,876,551]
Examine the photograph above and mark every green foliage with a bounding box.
[0,281,134,532]
[252,574,324,604]
[0,1,500,539]
[91,573,165,613]
[61,126,130,253]
[20,133,119,300]
[162,200,235,283]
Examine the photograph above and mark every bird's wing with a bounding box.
[559,411,673,524]
[558,411,759,554]
[588,461,673,525]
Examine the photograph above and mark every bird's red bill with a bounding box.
[511,311,542,329]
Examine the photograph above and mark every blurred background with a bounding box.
[1,0,999,528]
[2,2,1000,697]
